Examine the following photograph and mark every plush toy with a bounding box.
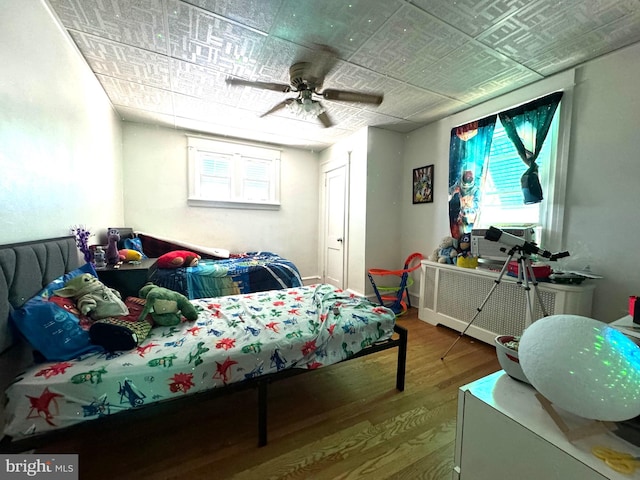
[54,273,129,319]
[429,236,459,264]
[138,283,198,326]
[438,245,459,264]
[457,233,472,258]
[106,229,121,265]
[118,248,142,262]
[455,233,479,268]
[157,250,201,269]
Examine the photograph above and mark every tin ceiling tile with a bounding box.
[70,32,171,88]
[97,75,174,115]
[184,0,284,33]
[268,0,404,56]
[411,0,531,37]
[49,0,168,53]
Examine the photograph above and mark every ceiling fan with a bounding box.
[225,45,384,128]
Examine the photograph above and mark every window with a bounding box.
[449,90,569,250]
[476,110,559,240]
[187,136,281,209]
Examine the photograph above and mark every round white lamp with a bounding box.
[519,314,640,422]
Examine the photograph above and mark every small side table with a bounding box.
[96,258,158,298]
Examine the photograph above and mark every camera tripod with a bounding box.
[440,245,549,360]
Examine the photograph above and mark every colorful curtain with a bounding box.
[498,91,563,204]
[448,115,497,239]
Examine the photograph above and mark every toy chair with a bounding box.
[368,252,424,316]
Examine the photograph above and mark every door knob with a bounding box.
[337,238,343,242]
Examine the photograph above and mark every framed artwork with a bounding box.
[413,164,433,204]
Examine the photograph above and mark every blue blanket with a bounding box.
[150,252,303,299]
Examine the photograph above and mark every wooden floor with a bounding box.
[35,309,500,480]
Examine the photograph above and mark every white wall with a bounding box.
[0,0,123,245]
[401,121,450,262]
[121,122,320,279]
[319,127,404,295]
[564,43,640,322]
[365,127,405,273]
[401,42,640,322]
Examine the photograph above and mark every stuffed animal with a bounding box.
[457,233,472,258]
[456,233,478,268]
[54,273,129,319]
[157,250,201,269]
[118,248,142,262]
[438,245,459,264]
[429,236,459,264]
[138,283,198,326]
[106,229,121,265]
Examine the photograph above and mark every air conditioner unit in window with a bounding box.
[471,225,536,261]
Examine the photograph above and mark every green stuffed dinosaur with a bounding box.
[138,283,198,326]
[54,273,129,319]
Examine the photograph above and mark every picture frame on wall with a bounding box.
[413,164,433,204]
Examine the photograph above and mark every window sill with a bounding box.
[188,198,281,210]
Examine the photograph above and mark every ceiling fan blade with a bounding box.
[226,77,291,93]
[317,110,333,128]
[321,89,383,105]
[304,44,339,88]
[260,98,294,118]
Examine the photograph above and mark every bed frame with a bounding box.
[0,236,407,452]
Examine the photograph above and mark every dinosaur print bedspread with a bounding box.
[3,284,395,440]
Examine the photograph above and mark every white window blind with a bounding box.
[477,118,553,226]
[242,157,272,202]
[199,153,232,200]
[187,136,281,209]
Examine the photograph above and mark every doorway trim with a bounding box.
[320,153,350,289]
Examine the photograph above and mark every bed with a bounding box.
[0,236,407,452]
[136,232,304,299]
[150,252,303,299]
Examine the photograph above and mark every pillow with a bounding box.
[48,296,93,330]
[122,237,147,259]
[10,263,104,361]
[38,261,93,294]
[157,250,201,269]
[89,317,151,352]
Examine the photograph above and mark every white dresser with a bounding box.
[455,371,640,479]
[419,260,596,344]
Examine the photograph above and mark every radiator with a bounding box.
[418,260,595,345]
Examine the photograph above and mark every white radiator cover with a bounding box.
[418,260,596,345]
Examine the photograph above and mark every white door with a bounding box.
[323,165,347,288]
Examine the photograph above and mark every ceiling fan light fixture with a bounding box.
[287,98,325,120]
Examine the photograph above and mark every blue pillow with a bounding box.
[10,263,104,361]
[40,262,97,297]
[123,237,147,259]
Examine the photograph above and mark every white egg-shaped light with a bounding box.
[519,314,640,421]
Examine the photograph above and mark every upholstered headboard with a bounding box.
[0,236,81,425]
[0,236,80,354]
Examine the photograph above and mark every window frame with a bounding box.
[187,135,281,210]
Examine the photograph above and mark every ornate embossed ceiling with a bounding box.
[46,0,640,149]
